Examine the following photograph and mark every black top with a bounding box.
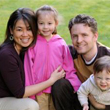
[0,43,25,98]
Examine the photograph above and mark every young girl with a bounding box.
[24,5,81,110]
[77,56,110,110]
[0,7,65,110]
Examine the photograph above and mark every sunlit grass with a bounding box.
[0,0,110,47]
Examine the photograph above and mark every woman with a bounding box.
[0,8,65,110]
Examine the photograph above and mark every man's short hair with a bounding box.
[68,14,97,34]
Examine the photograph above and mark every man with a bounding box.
[68,14,110,83]
[52,14,110,110]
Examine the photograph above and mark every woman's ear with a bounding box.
[10,27,13,35]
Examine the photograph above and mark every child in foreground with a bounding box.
[77,56,110,110]
[24,5,81,110]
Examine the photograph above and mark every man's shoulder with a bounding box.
[97,42,110,56]
[97,43,110,58]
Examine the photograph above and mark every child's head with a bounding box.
[35,5,58,38]
[93,56,110,91]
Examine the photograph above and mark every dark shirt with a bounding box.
[0,43,25,98]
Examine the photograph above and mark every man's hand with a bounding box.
[88,94,105,109]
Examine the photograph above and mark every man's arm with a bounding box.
[88,94,110,110]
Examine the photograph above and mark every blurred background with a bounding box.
[0,0,110,46]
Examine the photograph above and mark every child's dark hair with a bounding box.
[35,5,58,34]
[93,56,110,74]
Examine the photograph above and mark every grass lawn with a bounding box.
[0,0,110,47]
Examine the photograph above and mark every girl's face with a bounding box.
[11,19,34,53]
[37,11,58,40]
[94,69,110,91]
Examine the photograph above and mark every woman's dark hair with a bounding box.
[2,8,37,50]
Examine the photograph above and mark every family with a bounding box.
[0,5,110,110]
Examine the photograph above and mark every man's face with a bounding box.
[70,23,98,56]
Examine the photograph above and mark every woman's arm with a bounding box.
[0,50,25,98]
[23,66,65,97]
[0,50,65,98]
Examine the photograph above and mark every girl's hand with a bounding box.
[50,66,65,83]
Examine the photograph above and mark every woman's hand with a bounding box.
[88,94,105,109]
[24,66,65,97]
[49,66,65,84]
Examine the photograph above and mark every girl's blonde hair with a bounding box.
[35,5,59,34]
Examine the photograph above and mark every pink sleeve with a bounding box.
[24,47,36,99]
[24,47,34,86]
[62,44,81,91]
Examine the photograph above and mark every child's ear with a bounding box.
[56,21,58,26]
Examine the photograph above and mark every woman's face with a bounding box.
[11,19,34,52]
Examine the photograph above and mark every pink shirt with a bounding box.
[24,34,81,98]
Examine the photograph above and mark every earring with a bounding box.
[9,35,13,41]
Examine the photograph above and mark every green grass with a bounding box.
[0,0,110,47]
